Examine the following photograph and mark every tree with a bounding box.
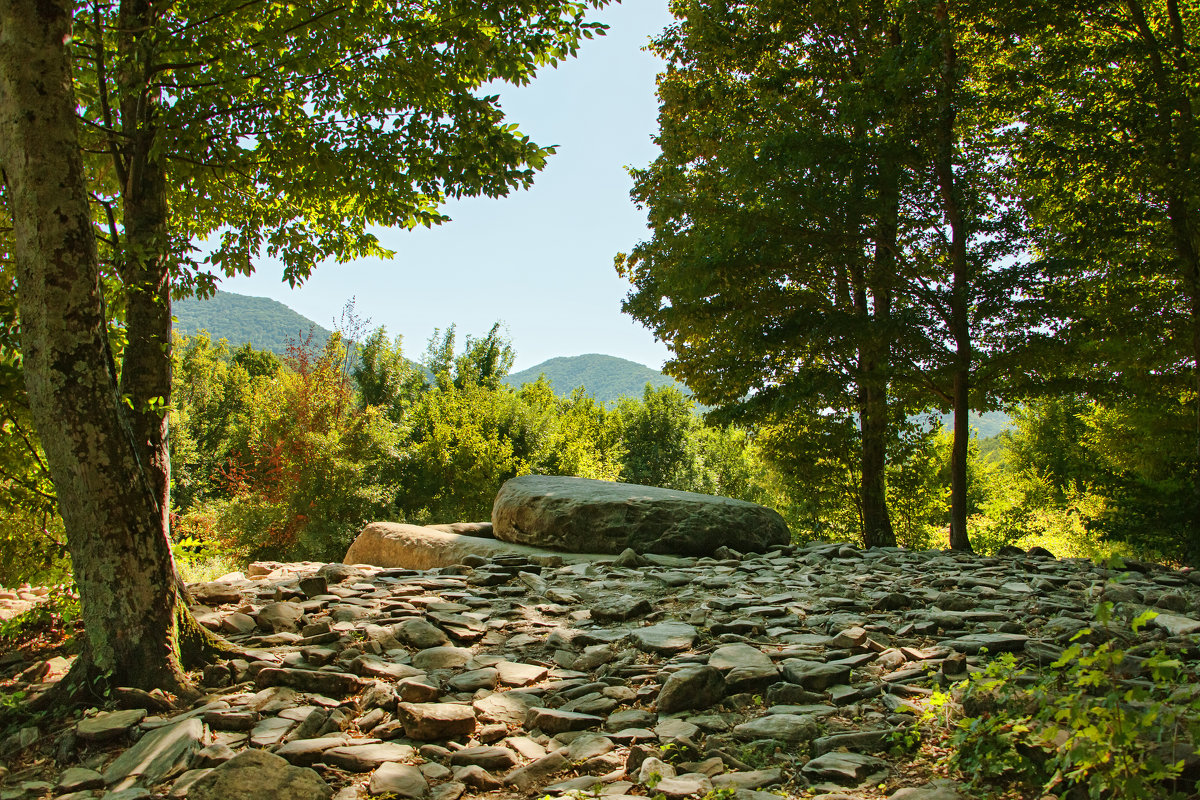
[0,0,608,693]
[0,0,224,694]
[617,0,957,547]
[1000,0,1200,502]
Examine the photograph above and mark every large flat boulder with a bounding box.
[491,475,790,555]
[343,522,608,570]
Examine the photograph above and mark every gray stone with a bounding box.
[369,763,429,798]
[780,659,852,690]
[526,707,604,734]
[491,475,790,555]
[447,667,499,692]
[188,747,331,800]
[448,746,520,770]
[323,742,416,771]
[412,646,473,671]
[256,601,305,632]
[473,692,541,726]
[102,717,204,790]
[591,595,652,622]
[711,768,783,790]
[733,713,820,743]
[397,703,477,740]
[655,774,713,797]
[1152,613,1200,636]
[708,644,773,671]
[394,619,450,649]
[494,660,547,686]
[631,622,698,654]
[274,736,354,767]
[888,779,965,799]
[944,632,1030,654]
[255,667,365,695]
[801,751,888,785]
[657,665,725,714]
[76,709,146,742]
[55,766,105,793]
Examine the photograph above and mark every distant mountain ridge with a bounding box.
[504,353,686,404]
[174,290,333,355]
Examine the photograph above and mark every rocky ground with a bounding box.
[2,541,1200,800]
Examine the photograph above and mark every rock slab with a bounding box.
[491,475,790,555]
[188,748,331,800]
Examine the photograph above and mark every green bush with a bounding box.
[948,602,1200,798]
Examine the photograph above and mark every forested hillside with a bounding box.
[504,353,685,403]
[173,291,334,355]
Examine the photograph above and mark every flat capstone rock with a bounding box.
[491,474,790,555]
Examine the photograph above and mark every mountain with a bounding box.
[505,354,687,404]
[173,290,332,355]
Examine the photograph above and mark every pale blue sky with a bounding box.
[219,1,675,373]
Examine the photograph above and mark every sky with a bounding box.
[218,1,676,374]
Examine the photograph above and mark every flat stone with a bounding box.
[323,742,416,771]
[394,619,450,649]
[944,633,1030,654]
[249,715,295,747]
[412,646,473,671]
[591,595,653,622]
[369,762,429,798]
[631,623,697,654]
[494,661,547,686]
[526,707,604,734]
[274,736,354,767]
[655,774,713,798]
[780,659,852,690]
[1152,613,1200,637]
[76,709,146,742]
[397,703,477,740]
[447,667,499,692]
[102,717,204,790]
[255,667,365,695]
[474,692,541,726]
[733,713,820,743]
[256,601,305,632]
[491,475,790,555]
[711,768,784,790]
[889,779,966,799]
[801,751,889,785]
[344,522,606,571]
[188,747,331,800]
[55,767,105,793]
[448,746,520,771]
[708,644,773,671]
[657,665,724,714]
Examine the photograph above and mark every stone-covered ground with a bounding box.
[3,541,1200,800]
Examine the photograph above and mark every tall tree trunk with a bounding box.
[935,0,974,552]
[0,0,213,695]
[117,0,173,536]
[858,360,895,548]
[858,159,899,550]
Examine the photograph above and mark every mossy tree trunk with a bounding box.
[0,0,214,695]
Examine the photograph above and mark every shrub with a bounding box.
[948,602,1200,798]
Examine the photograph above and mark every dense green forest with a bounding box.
[504,352,687,403]
[173,290,337,356]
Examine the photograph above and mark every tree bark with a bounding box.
[858,159,899,550]
[935,0,974,552]
[116,0,174,536]
[0,0,209,694]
